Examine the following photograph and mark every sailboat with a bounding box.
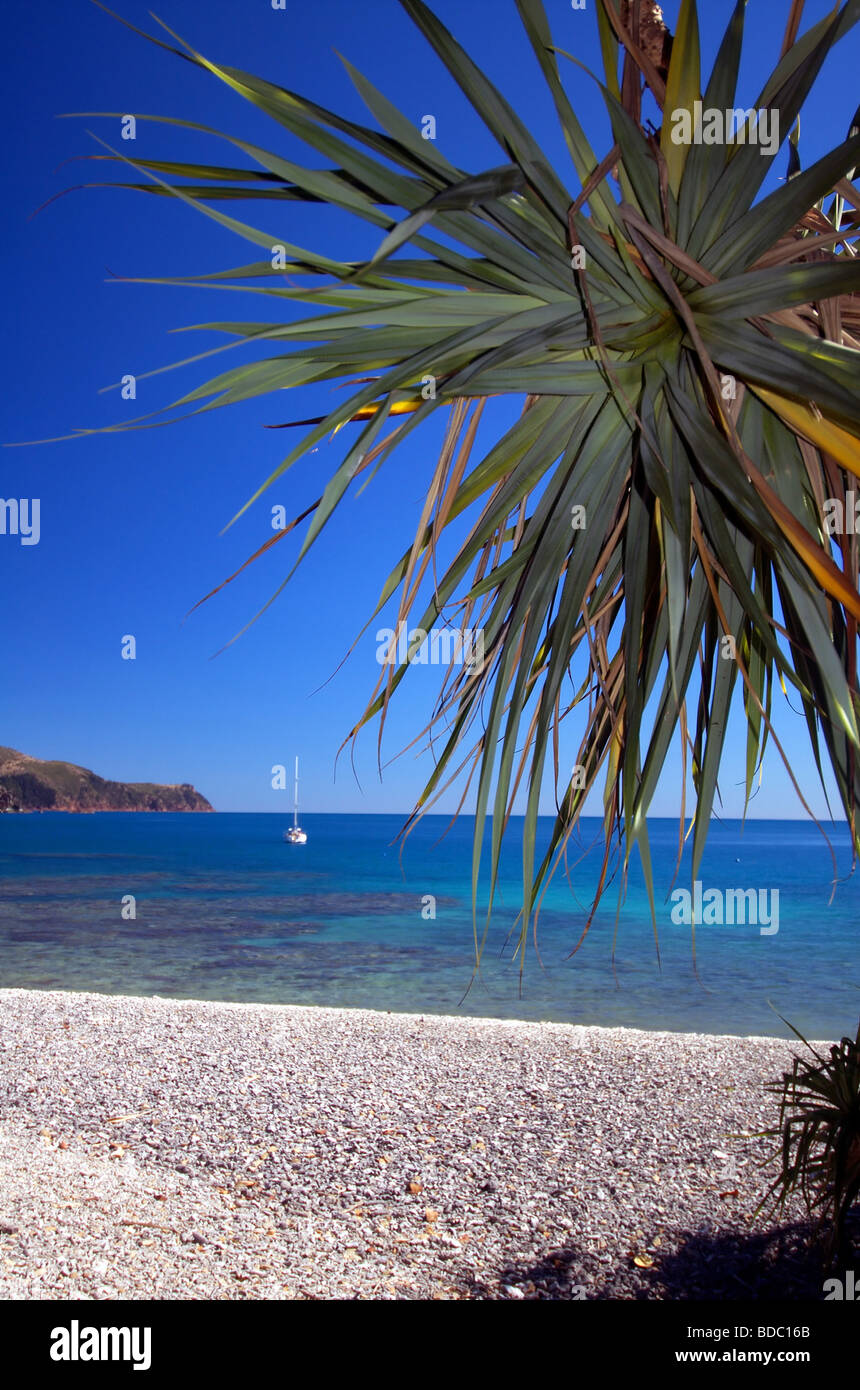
[283,756,307,844]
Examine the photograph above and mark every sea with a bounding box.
[0,813,857,1040]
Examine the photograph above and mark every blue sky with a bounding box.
[2,0,858,817]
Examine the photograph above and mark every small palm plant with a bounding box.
[762,1016,860,1265]
[46,0,860,963]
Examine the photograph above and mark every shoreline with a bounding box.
[0,985,825,1046]
[0,988,829,1300]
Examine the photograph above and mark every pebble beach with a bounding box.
[0,988,828,1300]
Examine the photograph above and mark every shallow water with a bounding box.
[0,813,857,1038]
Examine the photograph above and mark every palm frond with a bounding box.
[40,0,860,970]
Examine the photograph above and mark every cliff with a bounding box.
[0,746,213,812]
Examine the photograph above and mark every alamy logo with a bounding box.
[50,1320,151,1370]
[669,881,779,935]
[376,623,484,668]
[669,102,780,157]
[823,492,860,535]
[824,1270,859,1299]
[1,497,40,545]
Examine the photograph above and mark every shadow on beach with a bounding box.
[461,1212,860,1300]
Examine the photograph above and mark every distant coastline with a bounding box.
[0,745,212,813]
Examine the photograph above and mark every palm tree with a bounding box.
[59,0,860,966]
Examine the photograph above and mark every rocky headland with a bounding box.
[0,746,213,813]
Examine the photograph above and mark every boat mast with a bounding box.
[293,756,299,830]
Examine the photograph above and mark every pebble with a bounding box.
[0,988,837,1299]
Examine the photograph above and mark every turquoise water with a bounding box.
[0,813,857,1038]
